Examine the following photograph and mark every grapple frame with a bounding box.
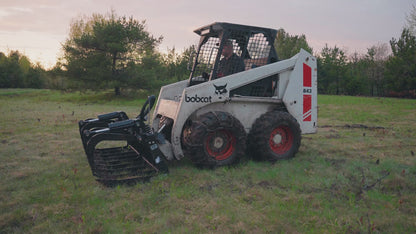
[78,96,168,186]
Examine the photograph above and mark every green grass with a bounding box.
[1,89,416,233]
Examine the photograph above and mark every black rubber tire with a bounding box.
[182,111,246,168]
[248,111,301,161]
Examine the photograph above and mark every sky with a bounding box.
[0,0,414,68]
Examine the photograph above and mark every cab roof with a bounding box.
[194,22,278,38]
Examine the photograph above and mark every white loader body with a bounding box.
[152,49,317,160]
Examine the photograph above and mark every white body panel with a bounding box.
[152,49,317,160]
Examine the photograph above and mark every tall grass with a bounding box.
[1,89,415,233]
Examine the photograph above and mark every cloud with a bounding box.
[0,4,70,35]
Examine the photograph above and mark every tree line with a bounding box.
[0,51,45,89]
[316,28,416,98]
[0,8,415,98]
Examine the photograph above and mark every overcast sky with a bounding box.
[0,0,414,68]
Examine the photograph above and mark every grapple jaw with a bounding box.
[78,96,168,186]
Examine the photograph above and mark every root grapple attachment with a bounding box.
[78,96,168,186]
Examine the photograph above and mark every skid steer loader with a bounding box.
[79,22,317,185]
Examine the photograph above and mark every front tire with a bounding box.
[248,111,301,161]
[182,111,246,168]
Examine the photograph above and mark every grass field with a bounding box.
[1,89,415,233]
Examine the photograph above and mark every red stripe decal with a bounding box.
[303,95,312,121]
[303,63,312,122]
[303,63,312,87]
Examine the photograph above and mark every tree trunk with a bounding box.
[114,87,121,96]
[112,53,120,96]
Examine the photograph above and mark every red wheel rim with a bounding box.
[204,129,236,161]
[269,126,293,154]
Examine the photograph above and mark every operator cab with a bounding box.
[188,22,279,97]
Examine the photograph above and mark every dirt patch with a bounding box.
[257,180,273,189]
[325,134,341,139]
[324,158,346,168]
[320,124,385,130]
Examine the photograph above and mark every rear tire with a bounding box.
[248,111,301,161]
[182,111,246,168]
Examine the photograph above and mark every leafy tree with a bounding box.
[26,66,45,88]
[317,45,348,94]
[6,51,24,88]
[163,45,195,81]
[362,44,389,96]
[344,52,367,96]
[125,51,167,90]
[44,63,68,90]
[385,28,416,94]
[274,29,313,60]
[0,51,24,88]
[0,52,10,88]
[0,51,45,88]
[62,11,162,95]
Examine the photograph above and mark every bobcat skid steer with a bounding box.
[153,22,317,167]
[79,22,317,185]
